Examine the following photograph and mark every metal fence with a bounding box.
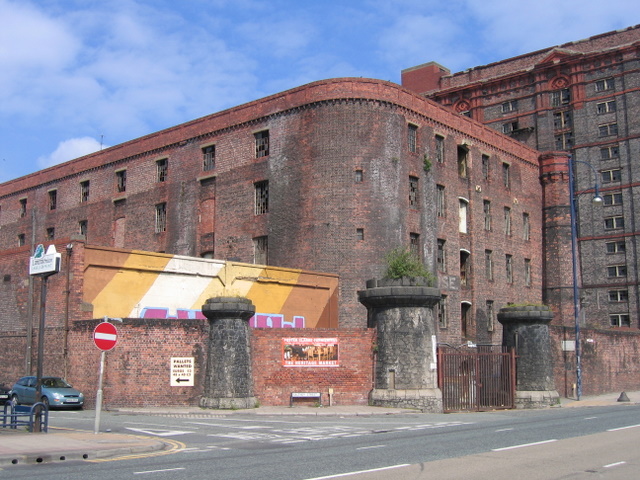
[437,345,515,413]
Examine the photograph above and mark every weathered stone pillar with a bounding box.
[498,305,560,408]
[358,278,442,412]
[200,297,257,409]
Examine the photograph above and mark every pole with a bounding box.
[94,350,106,434]
[34,275,48,432]
[568,155,582,401]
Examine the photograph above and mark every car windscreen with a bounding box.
[43,378,72,388]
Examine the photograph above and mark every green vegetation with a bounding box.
[383,247,435,285]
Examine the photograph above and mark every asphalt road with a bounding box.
[6,405,640,479]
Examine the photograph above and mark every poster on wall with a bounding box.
[282,337,339,367]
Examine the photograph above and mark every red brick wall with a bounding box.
[551,325,640,397]
[66,320,375,408]
[251,328,376,406]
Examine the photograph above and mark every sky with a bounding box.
[0,0,637,183]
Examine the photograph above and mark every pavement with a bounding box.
[1,391,638,468]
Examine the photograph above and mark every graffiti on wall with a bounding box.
[138,307,306,328]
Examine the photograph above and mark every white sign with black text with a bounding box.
[170,357,194,386]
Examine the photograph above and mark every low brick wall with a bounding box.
[551,325,640,397]
[251,328,375,406]
[66,320,375,408]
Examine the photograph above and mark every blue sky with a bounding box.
[0,0,636,183]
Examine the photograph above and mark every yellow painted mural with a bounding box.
[84,246,339,328]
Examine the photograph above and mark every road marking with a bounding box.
[604,461,626,468]
[584,416,597,420]
[304,464,410,480]
[134,467,185,475]
[356,445,386,450]
[89,438,186,463]
[126,427,193,437]
[495,428,513,432]
[608,424,640,431]
[492,439,557,451]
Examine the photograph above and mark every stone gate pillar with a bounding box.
[358,278,442,412]
[200,297,257,409]
[498,305,560,408]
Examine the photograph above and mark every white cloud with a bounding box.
[37,137,106,169]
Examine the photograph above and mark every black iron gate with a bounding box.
[437,345,515,413]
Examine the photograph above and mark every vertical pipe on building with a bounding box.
[568,155,582,401]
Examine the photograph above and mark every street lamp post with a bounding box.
[567,155,602,401]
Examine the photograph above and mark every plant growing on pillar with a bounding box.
[383,247,435,286]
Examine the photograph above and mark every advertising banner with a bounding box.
[282,337,339,367]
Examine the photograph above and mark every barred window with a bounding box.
[485,249,493,280]
[482,154,489,180]
[116,170,127,193]
[502,162,510,188]
[80,181,90,203]
[409,176,419,207]
[524,258,532,286]
[483,200,491,231]
[408,124,418,153]
[505,254,513,283]
[486,300,495,332]
[253,236,268,264]
[255,130,269,158]
[504,207,512,236]
[255,180,269,215]
[437,239,446,272]
[355,169,363,183]
[409,232,420,259]
[457,145,468,177]
[202,145,215,171]
[436,185,446,217]
[19,198,27,218]
[438,295,448,329]
[551,88,571,107]
[523,213,530,241]
[435,135,445,163]
[156,159,168,182]
[155,203,167,233]
[48,190,57,210]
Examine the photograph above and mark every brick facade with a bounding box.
[402,25,640,330]
[0,78,542,346]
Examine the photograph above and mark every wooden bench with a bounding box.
[290,392,322,407]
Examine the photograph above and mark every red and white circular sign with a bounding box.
[93,322,118,351]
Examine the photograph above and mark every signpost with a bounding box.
[93,317,121,434]
[29,244,61,432]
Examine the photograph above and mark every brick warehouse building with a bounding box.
[402,25,640,330]
[1,78,544,360]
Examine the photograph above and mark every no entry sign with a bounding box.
[93,322,118,351]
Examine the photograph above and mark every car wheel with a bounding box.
[11,394,19,405]
[41,396,50,408]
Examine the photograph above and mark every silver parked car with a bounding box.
[11,376,84,409]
